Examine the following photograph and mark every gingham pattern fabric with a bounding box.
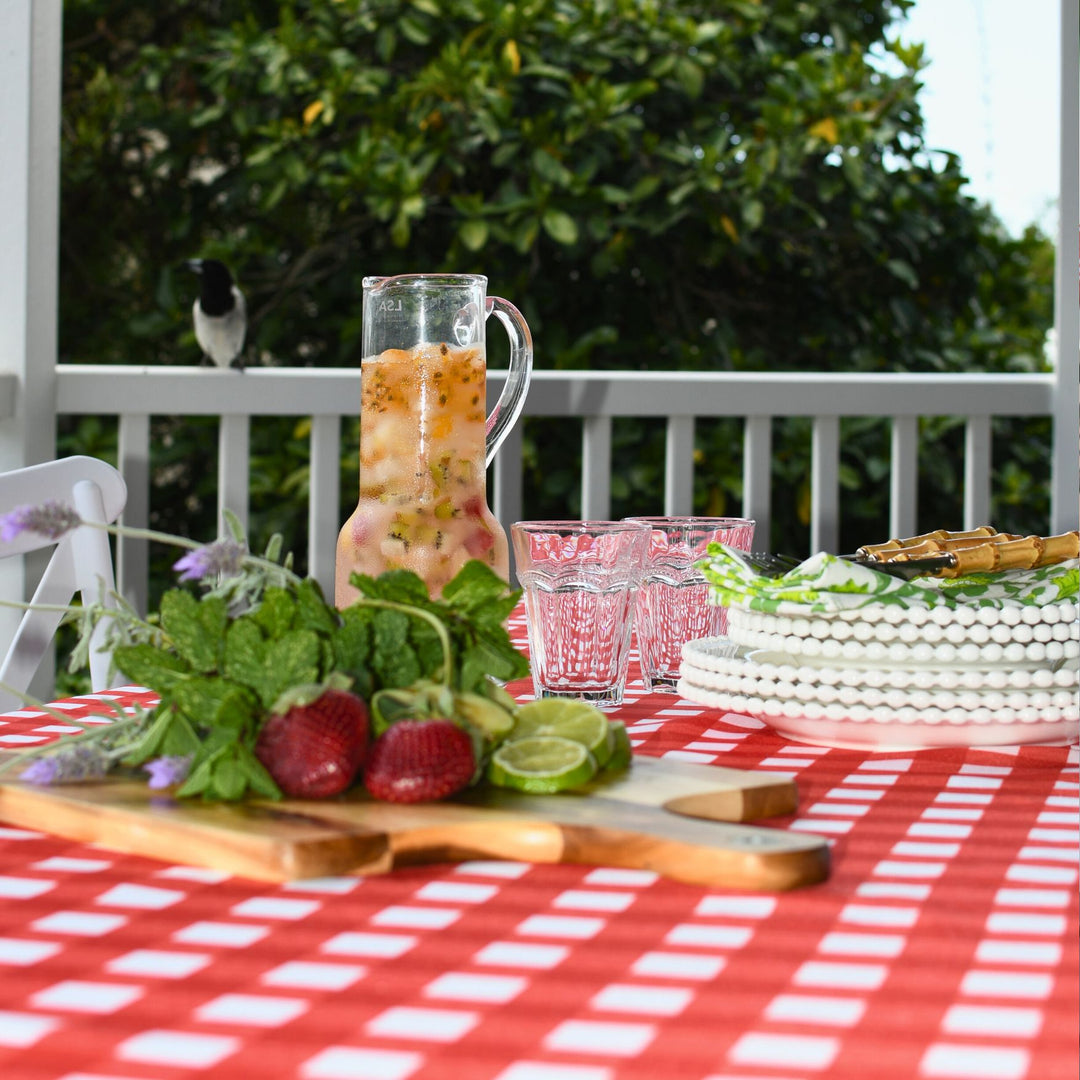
[0,607,1075,1080]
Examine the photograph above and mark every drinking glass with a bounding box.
[511,521,650,708]
[624,516,756,693]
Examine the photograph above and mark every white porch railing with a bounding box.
[27,363,1073,614]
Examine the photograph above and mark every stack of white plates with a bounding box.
[677,600,1080,750]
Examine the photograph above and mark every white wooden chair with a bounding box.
[0,456,127,710]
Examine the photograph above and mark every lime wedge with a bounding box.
[487,735,598,794]
[511,699,615,767]
[604,719,632,773]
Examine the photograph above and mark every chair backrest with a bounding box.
[0,456,127,710]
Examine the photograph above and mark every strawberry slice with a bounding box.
[364,719,475,804]
[255,687,369,798]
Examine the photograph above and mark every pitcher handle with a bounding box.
[484,296,533,467]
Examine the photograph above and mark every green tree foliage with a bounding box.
[59,0,1054,561]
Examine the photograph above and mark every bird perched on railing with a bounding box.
[186,258,248,370]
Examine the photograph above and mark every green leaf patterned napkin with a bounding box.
[700,545,1080,614]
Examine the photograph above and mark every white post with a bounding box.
[1051,0,1080,533]
[0,0,63,658]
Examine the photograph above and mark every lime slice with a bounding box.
[487,735,598,794]
[511,699,615,767]
[604,719,632,773]
[454,691,516,742]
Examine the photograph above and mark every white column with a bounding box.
[0,0,63,649]
[1051,0,1080,533]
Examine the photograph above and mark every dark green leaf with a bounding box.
[252,587,297,639]
[173,678,258,733]
[222,617,269,691]
[542,209,579,245]
[237,745,282,800]
[160,591,226,673]
[333,606,374,675]
[260,630,322,708]
[112,643,191,692]
[441,560,514,610]
[350,569,429,605]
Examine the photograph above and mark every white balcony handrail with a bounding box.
[47,363,1072,614]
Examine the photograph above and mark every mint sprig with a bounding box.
[105,560,528,802]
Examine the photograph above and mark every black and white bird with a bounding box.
[186,258,247,370]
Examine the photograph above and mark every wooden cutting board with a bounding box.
[0,756,829,890]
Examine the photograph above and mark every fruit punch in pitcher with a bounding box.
[336,275,532,604]
[337,341,504,597]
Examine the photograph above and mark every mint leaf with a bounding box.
[441,559,513,609]
[160,590,226,672]
[333,606,374,673]
[175,748,219,798]
[211,751,247,801]
[468,591,522,628]
[260,629,321,708]
[294,578,339,635]
[113,643,192,692]
[237,744,281,800]
[173,678,259,734]
[118,706,177,765]
[407,619,446,680]
[351,568,429,605]
[372,608,422,687]
[160,713,201,758]
[252,587,296,639]
[222,617,269,690]
[461,635,519,692]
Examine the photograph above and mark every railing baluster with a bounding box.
[581,416,612,519]
[664,416,695,516]
[811,416,840,553]
[492,422,524,582]
[964,416,992,527]
[217,415,250,538]
[492,422,523,529]
[743,416,772,547]
[889,415,919,539]
[308,414,341,600]
[116,412,150,616]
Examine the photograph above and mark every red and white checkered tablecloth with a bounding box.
[0,609,1076,1080]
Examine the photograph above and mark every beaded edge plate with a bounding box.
[678,637,1080,751]
[681,637,1080,691]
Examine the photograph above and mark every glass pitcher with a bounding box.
[335,274,533,604]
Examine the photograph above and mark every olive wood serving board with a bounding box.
[0,756,829,890]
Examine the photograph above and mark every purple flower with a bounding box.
[20,757,61,784]
[1,500,82,543]
[144,755,193,789]
[173,539,247,582]
[20,743,109,784]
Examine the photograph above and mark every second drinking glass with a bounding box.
[624,516,756,693]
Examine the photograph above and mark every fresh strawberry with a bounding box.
[255,687,369,798]
[364,719,475,804]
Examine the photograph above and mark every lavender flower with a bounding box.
[173,539,247,582]
[20,742,110,784]
[20,757,61,785]
[0,500,82,543]
[144,755,193,790]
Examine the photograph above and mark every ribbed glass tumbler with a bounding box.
[624,516,755,693]
[511,520,650,708]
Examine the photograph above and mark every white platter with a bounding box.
[678,636,1080,751]
[724,603,1080,670]
[681,638,1079,691]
